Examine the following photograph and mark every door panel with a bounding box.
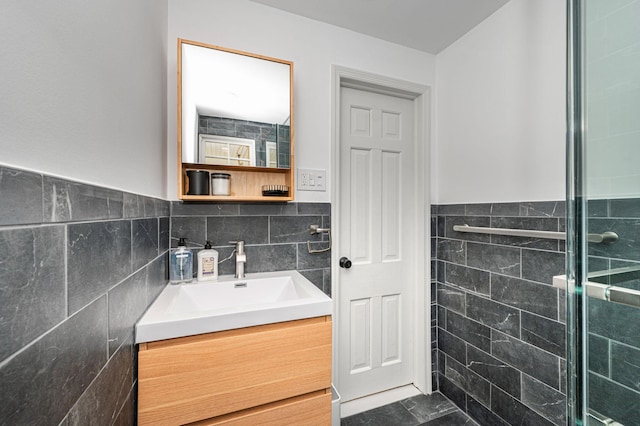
[338,87,415,402]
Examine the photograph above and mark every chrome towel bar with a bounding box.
[452,224,618,244]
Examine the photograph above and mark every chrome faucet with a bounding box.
[229,240,246,278]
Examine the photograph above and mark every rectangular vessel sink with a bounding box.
[135,270,332,343]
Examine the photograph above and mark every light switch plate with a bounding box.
[297,168,326,191]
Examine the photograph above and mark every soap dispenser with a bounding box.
[170,238,193,284]
[197,240,219,282]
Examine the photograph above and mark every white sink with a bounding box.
[135,270,333,343]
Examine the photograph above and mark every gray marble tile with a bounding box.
[206,216,268,246]
[589,372,640,425]
[437,204,466,216]
[438,329,467,365]
[438,374,467,411]
[466,242,520,278]
[147,255,168,304]
[0,225,66,362]
[245,244,297,273]
[466,294,520,338]
[298,242,331,269]
[520,201,565,218]
[67,220,132,314]
[108,269,148,356]
[521,375,566,425]
[490,385,554,426]
[587,199,609,218]
[437,283,466,315]
[43,177,123,222]
[341,401,419,426]
[400,393,457,423]
[466,345,520,399]
[0,297,107,425]
[238,202,297,216]
[297,202,331,215]
[64,340,133,425]
[491,330,560,389]
[487,203,521,217]
[270,215,322,243]
[521,248,564,285]
[464,203,493,216]
[123,193,144,218]
[159,217,170,253]
[520,312,565,357]
[588,333,609,377]
[299,268,324,291]
[465,396,509,426]
[444,355,490,407]
[0,166,43,225]
[112,387,135,426]
[611,342,640,392]
[421,410,477,425]
[436,260,445,284]
[445,311,491,353]
[445,263,490,295]
[609,197,640,218]
[171,216,207,248]
[171,201,239,216]
[132,218,158,271]
[323,268,332,296]
[491,274,559,319]
[588,297,640,348]
[150,198,170,218]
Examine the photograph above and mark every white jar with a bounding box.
[211,173,231,195]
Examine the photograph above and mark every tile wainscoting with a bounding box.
[431,201,567,425]
[0,166,169,425]
[170,201,332,296]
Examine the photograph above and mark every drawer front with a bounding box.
[138,316,332,425]
[196,390,332,426]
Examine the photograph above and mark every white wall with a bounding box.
[0,0,168,199]
[434,0,566,204]
[167,0,436,201]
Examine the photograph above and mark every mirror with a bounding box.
[179,39,293,169]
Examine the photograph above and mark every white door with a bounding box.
[338,87,416,402]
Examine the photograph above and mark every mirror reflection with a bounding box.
[180,40,292,169]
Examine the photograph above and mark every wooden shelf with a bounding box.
[179,164,294,202]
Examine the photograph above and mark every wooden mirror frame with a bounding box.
[177,39,294,201]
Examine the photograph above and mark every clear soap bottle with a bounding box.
[197,240,219,282]
[170,237,193,284]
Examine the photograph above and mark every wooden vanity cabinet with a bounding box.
[137,316,332,425]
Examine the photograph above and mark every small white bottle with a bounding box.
[197,240,219,282]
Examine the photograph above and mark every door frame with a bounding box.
[331,65,432,396]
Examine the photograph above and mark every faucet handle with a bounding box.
[229,240,245,252]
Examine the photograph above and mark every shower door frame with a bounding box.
[566,0,587,423]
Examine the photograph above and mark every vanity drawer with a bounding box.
[138,316,332,425]
[193,390,332,426]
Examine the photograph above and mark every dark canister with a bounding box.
[186,170,210,195]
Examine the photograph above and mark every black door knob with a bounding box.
[339,257,352,269]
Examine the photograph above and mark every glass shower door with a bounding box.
[567,0,640,424]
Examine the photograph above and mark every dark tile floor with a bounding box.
[341,392,477,426]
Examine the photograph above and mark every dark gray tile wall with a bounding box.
[432,201,566,425]
[585,198,640,425]
[170,201,331,295]
[0,165,169,425]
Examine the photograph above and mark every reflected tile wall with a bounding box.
[170,201,332,296]
[432,201,567,425]
[585,197,640,424]
[0,165,169,425]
